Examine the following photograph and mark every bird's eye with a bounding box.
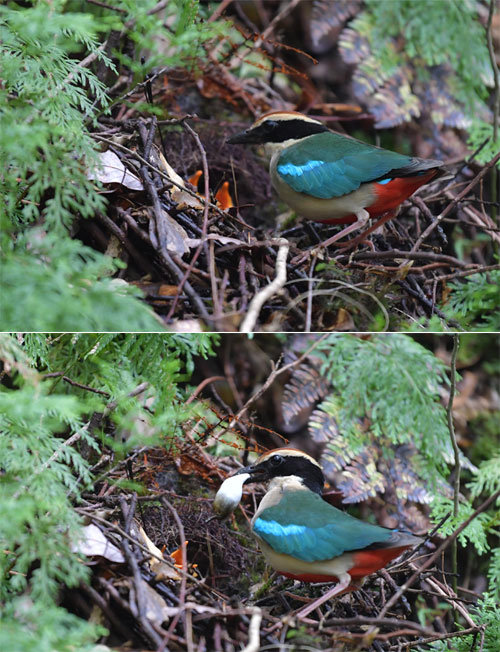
[263,120,278,132]
[270,454,283,467]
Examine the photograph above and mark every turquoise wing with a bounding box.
[276,132,414,199]
[253,489,392,562]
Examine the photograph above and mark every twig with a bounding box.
[41,373,111,396]
[377,488,500,620]
[166,120,213,322]
[319,616,433,637]
[160,497,189,652]
[387,625,483,650]
[425,575,476,628]
[241,607,263,652]
[137,120,170,254]
[411,150,500,252]
[336,249,471,269]
[305,254,317,332]
[239,238,289,332]
[96,211,158,274]
[185,376,226,405]
[486,0,499,222]
[447,335,460,598]
[85,0,127,12]
[423,264,500,285]
[119,495,163,647]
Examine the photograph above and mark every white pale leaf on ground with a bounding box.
[88,150,144,190]
[72,524,125,563]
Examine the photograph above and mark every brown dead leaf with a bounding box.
[129,578,172,625]
[147,208,190,256]
[135,524,180,581]
[332,308,355,331]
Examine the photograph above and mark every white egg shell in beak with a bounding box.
[213,472,250,517]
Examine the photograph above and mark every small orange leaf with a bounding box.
[215,181,234,210]
[188,170,202,189]
[170,541,189,568]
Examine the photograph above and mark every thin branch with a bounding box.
[241,607,263,652]
[486,0,499,223]
[447,334,461,597]
[387,625,483,650]
[119,495,163,648]
[239,239,290,332]
[160,497,189,652]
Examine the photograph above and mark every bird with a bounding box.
[227,111,444,251]
[214,447,422,619]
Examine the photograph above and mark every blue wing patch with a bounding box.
[253,489,392,562]
[276,132,413,199]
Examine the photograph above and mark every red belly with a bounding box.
[316,171,438,225]
[278,545,411,584]
[349,545,410,580]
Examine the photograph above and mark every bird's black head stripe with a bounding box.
[252,118,328,143]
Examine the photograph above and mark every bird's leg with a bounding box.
[291,209,370,265]
[336,208,399,250]
[315,209,371,250]
[293,573,353,620]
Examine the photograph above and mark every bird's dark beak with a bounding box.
[233,463,268,483]
[227,129,257,145]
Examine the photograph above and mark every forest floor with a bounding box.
[65,334,498,651]
[80,3,499,332]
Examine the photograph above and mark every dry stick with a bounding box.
[318,616,434,637]
[159,497,190,652]
[138,120,169,253]
[336,249,471,269]
[388,625,483,650]
[241,607,263,652]
[447,335,461,599]
[41,372,111,397]
[119,495,164,648]
[75,508,203,589]
[185,375,226,405]
[423,263,500,285]
[79,582,134,641]
[239,238,290,332]
[166,120,213,322]
[425,575,476,628]
[305,254,317,333]
[411,150,500,252]
[377,487,500,622]
[486,0,499,223]
[92,134,225,218]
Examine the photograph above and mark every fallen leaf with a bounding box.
[136,524,180,581]
[129,578,172,625]
[148,208,190,256]
[88,150,143,190]
[71,524,125,563]
[170,187,204,210]
[332,308,355,331]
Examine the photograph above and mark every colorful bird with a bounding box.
[228,111,444,249]
[214,447,422,619]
